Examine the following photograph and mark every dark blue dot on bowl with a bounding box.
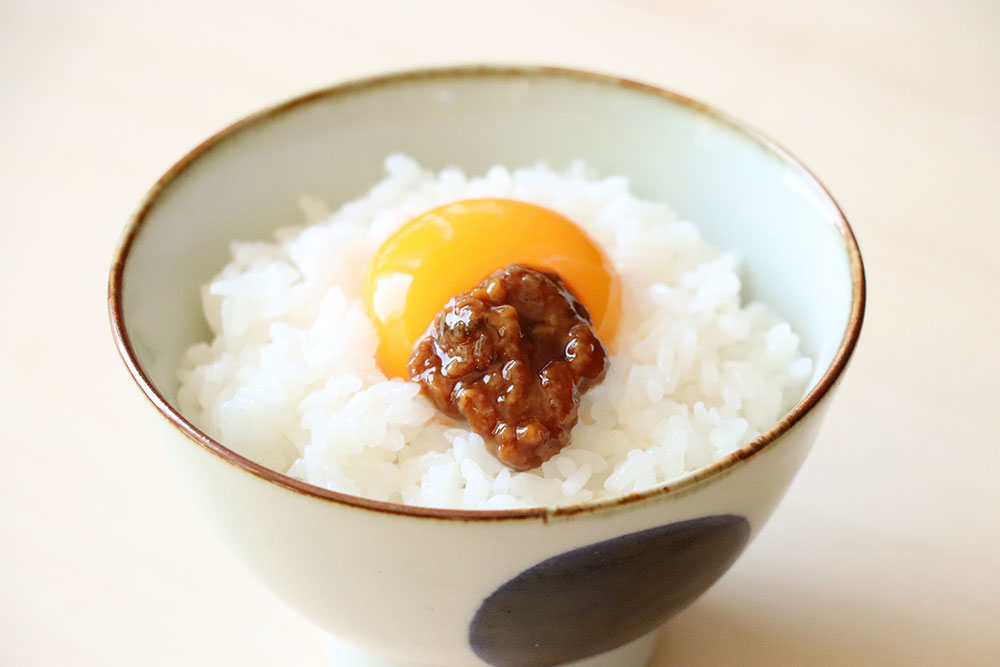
[468,514,750,667]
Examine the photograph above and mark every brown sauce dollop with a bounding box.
[408,264,608,471]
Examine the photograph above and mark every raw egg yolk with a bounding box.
[363,198,621,379]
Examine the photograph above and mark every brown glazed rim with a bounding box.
[108,65,866,522]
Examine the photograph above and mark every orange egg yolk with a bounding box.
[363,198,621,379]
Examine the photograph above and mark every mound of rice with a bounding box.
[177,155,813,510]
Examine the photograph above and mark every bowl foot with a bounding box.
[320,629,658,667]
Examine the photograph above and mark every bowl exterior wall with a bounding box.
[152,388,834,666]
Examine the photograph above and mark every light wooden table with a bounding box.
[2,1,997,665]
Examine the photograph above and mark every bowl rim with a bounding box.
[108,64,866,522]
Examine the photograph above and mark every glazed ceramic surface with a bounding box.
[110,66,864,667]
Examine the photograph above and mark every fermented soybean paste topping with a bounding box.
[408,264,608,471]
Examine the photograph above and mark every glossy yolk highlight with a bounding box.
[364,198,621,379]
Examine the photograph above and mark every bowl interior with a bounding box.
[116,67,856,473]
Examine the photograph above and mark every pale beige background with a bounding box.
[2,1,998,665]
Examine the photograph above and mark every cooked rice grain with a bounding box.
[177,155,812,509]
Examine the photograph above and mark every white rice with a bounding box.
[177,155,813,510]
